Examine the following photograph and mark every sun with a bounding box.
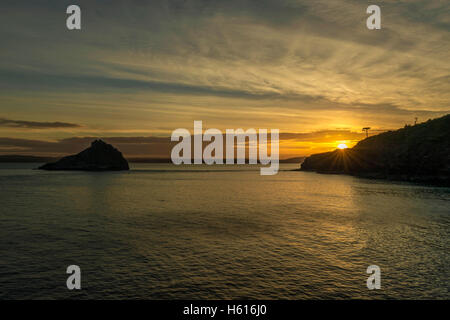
[337,143,348,149]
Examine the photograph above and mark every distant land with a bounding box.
[128,156,305,164]
[0,155,58,163]
[0,154,304,164]
[301,114,450,186]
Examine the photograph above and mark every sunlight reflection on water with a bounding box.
[0,163,448,299]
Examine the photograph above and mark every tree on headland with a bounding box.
[362,127,371,138]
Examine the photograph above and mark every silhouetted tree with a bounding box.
[362,127,371,138]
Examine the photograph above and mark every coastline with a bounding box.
[294,167,450,187]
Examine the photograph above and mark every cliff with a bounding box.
[300,114,450,185]
[38,139,129,171]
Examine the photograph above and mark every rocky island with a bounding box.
[300,114,450,186]
[38,139,129,171]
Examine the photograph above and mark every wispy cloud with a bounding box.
[0,118,82,129]
[0,0,448,150]
[0,136,172,158]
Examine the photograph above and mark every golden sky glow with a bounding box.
[0,1,449,158]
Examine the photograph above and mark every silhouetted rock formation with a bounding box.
[38,140,129,171]
[301,114,450,185]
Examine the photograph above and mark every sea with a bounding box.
[0,163,448,299]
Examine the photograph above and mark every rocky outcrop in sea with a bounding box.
[38,139,129,171]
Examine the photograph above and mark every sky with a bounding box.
[0,0,449,158]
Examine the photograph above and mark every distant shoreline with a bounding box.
[0,155,305,164]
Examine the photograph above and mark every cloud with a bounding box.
[280,130,365,142]
[0,127,369,158]
[0,136,172,158]
[0,0,448,137]
[0,118,82,129]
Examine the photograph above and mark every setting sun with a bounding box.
[337,143,348,149]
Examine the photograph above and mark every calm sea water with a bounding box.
[0,163,448,299]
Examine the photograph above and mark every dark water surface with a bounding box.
[0,163,448,299]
